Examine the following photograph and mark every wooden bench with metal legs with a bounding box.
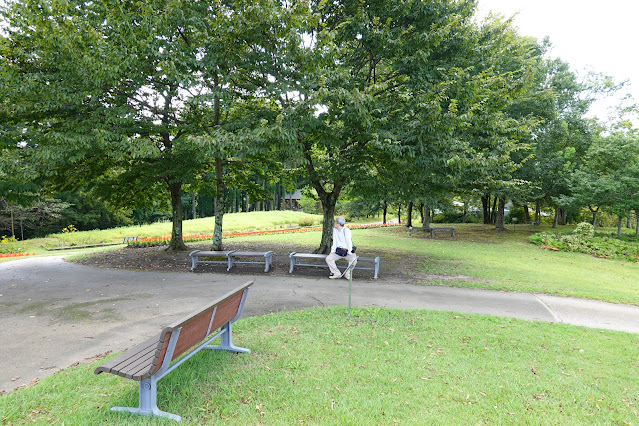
[94,281,253,422]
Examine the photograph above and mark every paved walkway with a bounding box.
[2,255,639,393]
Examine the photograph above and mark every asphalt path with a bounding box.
[2,255,639,393]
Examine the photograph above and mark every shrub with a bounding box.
[530,230,639,262]
[572,222,594,238]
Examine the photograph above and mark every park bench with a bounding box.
[94,281,253,422]
[525,220,540,226]
[228,251,274,273]
[123,236,138,243]
[190,250,273,272]
[190,250,235,271]
[408,226,455,238]
[288,252,380,279]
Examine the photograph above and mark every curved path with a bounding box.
[2,255,639,393]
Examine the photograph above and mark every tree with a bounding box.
[281,0,522,252]
[0,0,288,250]
[564,130,639,234]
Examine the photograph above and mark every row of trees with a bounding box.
[1,0,636,251]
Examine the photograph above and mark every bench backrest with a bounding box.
[150,281,253,375]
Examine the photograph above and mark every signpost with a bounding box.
[344,258,358,319]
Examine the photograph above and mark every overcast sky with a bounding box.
[477,0,639,122]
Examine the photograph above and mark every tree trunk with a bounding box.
[316,192,338,254]
[523,204,530,222]
[481,196,490,224]
[241,191,247,212]
[535,200,541,224]
[491,197,497,224]
[211,157,225,251]
[552,207,558,228]
[418,203,424,224]
[167,181,188,251]
[422,205,431,229]
[495,198,506,231]
[636,210,639,235]
[191,192,197,220]
[590,207,599,227]
[406,202,413,227]
[382,200,387,224]
[559,208,567,226]
[397,204,401,224]
[627,215,631,229]
[617,215,623,236]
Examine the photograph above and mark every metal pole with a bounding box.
[10,207,15,239]
[348,273,352,319]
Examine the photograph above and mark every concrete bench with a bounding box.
[409,226,455,238]
[228,251,273,273]
[94,281,253,422]
[190,250,273,272]
[190,250,235,271]
[123,236,138,243]
[288,252,380,279]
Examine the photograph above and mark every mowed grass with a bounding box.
[226,224,639,305]
[0,211,323,261]
[1,307,638,424]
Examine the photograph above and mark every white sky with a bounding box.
[477,0,639,123]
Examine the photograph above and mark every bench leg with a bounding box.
[264,254,271,273]
[190,256,198,271]
[288,256,295,274]
[111,377,181,422]
[374,257,380,279]
[205,322,250,354]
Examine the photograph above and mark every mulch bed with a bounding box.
[73,241,428,282]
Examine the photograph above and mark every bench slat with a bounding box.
[95,336,161,377]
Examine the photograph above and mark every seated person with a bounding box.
[326,216,357,279]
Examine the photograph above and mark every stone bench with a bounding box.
[94,281,253,421]
[189,250,235,271]
[288,252,380,279]
[190,250,273,272]
[228,251,273,273]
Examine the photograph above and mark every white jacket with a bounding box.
[331,227,353,254]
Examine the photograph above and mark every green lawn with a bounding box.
[2,307,638,424]
[226,224,639,305]
[5,214,639,305]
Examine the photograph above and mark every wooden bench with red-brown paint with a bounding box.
[94,281,253,422]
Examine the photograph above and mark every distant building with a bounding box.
[282,190,301,210]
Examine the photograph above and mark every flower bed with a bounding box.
[0,252,35,258]
[127,222,406,248]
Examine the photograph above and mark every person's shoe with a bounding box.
[342,272,351,280]
[329,274,341,279]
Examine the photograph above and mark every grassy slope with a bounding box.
[228,224,639,305]
[0,211,324,261]
[2,308,638,424]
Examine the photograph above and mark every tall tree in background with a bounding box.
[0,0,287,250]
[282,0,490,252]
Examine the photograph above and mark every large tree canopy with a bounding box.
[0,0,289,249]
